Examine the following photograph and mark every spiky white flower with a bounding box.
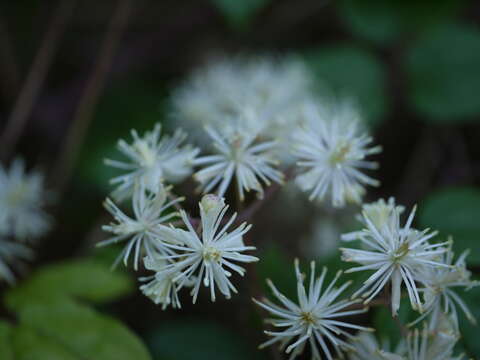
[152,194,258,303]
[253,259,372,360]
[411,245,479,330]
[170,55,312,146]
[292,104,381,207]
[387,326,464,360]
[98,183,182,270]
[346,332,404,360]
[105,123,199,201]
[340,201,449,315]
[0,158,52,241]
[193,127,284,200]
[0,237,33,283]
[139,255,183,310]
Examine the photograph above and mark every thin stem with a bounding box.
[52,0,132,194]
[0,0,76,160]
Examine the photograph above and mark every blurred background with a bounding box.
[1,0,480,359]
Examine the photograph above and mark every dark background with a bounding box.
[1,1,480,359]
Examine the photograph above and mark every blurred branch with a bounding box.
[0,15,21,102]
[53,0,132,194]
[0,1,76,161]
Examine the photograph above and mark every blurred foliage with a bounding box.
[406,23,480,123]
[210,0,271,30]
[338,0,464,45]
[147,319,260,360]
[459,283,480,357]
[303,45,387,127]
[1,259,151,360]
[77,80,163,192]
[419,187,480,265]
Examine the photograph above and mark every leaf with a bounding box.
[210,0,270,30]
[0,321,14,360]
[304,45,387,127]
[11,324,78,360]
[5,259,133,311]
[457,283,480,357]
[406,23,480,123]
[14,301,151,360]
[338,0,464,45]
[419,187,480,264]
[147,319,259,360]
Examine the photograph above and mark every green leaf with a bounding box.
[458,283,480,357]
[0,321,14,360]
[5,259,133,311]
[406,23,480,123]
[12,324,78,360]
[147,319,259,360]
[14,301,151,360]
[419,187,480,264]
[338,0,464,45]
[210,0,270,30]
[304,45,387,127]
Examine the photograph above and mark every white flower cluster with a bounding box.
[99,55,478,359]
[0,158,52,283]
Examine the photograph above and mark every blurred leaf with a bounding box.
[304,45,387,127]
[257,243,297,300]
[0,321,14,360]
[77,80,165,191]
[419,187,480,264]
[210,0,270,30]
[147,319,259,360]
[5,259,133,311]
[338,0,464,45]
[14,301,151,360]
[11,324,78,360]
[372,299,413,348]
[406,23,480,123]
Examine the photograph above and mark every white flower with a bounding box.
[153,194,258,303]
[346,332,404,360]
[402,326,463,360]
[0,158,52,241]
[98,183,182,270]
[253,259,372,360]
[193,127,284,200]
[170,55,312,147]
[105,123,199,201]
[292,104,381,207]
[340,201,449,315]
[0,237,33,284]
[139,255,183,310]
[411,245,479,330]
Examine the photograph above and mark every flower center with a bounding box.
[203,246,222,262]
[6,182,28,208]
[329,141,351,166]
[392,242,410,262]
[300,311,316,325]
[135,140,157,167]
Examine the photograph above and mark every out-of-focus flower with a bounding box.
[99,183,182,270]
[151,194,258,303]
[345,332,405,360]
[0,237,33,284]
[340,201,449,315]
[193,127,283,200]
[253,259,372,360]
[105,123,198,201]
[292,104,381,207]
[0,158,52,241]
[170,55,313,148]
[411,245,479,330]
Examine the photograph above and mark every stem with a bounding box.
[52,0,132,194]
[0,0,76,160]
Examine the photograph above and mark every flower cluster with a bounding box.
[97,55,478,360]
[0,158,52,283]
